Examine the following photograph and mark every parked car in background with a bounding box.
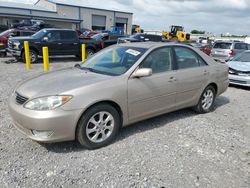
[11,20,39,28]
[117,33,163,43]
[91,33,124,47]
[7,28,102,63]
[0,29,36,57]
[9,42,229,149]
[211,41,250,62]
[226,50,250,87]
[80,31,99,39]
[194,43,212,56]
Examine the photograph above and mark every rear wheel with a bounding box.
[76,104,121,149]
[86,48,95,58]
[194,86,216,113]
[22,49,38,64]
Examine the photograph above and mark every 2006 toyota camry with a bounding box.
[9,42,229,149]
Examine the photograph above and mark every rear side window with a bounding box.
[60,31,77,41]
[213,42,232,49]
[174,47,206,69]
[234,43,248,50]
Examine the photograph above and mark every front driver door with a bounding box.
[41,31,61,55]
[128,47,177,122]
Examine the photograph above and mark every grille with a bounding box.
[229,68,250,75]
[229,79,247,84]
[8,40,14,49]
[15,92,29,105]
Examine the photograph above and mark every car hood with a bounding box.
[227,61,250,72]
[16,67,112,98]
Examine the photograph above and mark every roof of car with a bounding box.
[117,42,193,49]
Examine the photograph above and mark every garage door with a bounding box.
[116,17,128,24]
[92,15,106,30]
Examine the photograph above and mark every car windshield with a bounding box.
[80,46,147,76]
[231,52,250,62]
[32,29,47,39]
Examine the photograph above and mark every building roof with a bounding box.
[0,1,56,12]
[48,0,133,14]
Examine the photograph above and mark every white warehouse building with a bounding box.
[0,0,133,34]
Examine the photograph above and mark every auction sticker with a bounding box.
[126,49,141,56]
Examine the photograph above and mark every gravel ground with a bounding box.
[0,56,250,188]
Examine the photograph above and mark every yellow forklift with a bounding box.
[162,25,190,42]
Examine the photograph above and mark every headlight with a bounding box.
[13,41,20,49]
[24,96,72,111]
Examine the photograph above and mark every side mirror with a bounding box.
[42,36,48,42]
[132,68,152,78]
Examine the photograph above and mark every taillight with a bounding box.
[229,50,235,56]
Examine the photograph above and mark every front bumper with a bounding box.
[228,74,250,87]
[8,92,83,142]
[7,48,21,57]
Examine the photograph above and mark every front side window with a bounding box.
[46,31,60,42]
[80,47,147,76]
[174,47,202,69]
[140,47,173,74]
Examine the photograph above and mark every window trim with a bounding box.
[172,46,208,70]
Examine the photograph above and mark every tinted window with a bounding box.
[213,42,232,49]
[140,47,172,74]
[234,43,248,50]
[174,47,202,69]
[46,31,61,41]
[60,31,77,41]
[147,35,162,41]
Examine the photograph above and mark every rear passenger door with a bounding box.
[173,47,209,108]
[60,31,79,55]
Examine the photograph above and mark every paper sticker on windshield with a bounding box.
[126,49,141,56]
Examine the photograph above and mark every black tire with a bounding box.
[22,49,38,64]
[76,103,121,149]
[194,85,216,114]
[86,48,95,58]
[0,52,7,57]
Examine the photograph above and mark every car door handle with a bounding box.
[204,70,209,75]
[168,76,176,82]
[58,43,62,45]
[73,43,78,45]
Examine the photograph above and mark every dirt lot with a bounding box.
[0,56,249,188]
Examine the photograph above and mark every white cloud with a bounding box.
[2,0,250,35]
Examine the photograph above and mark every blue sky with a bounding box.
[3,0,250,35]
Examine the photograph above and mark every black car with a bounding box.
[117,33,163,43]
[7,28,102,63]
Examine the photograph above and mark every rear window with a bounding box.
[234,43,248,50]
[213,42,232,49]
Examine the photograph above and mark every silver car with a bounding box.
[8,42,229,149]
[227,50,250,86]
[211,41,250,62]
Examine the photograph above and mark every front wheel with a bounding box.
[76,104,121,149]
[86,48,95,58]
[194,86,216,114]
[22,49,38,64]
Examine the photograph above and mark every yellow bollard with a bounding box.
[82,44,86,62]
[112,48,116,63]
[24,41,30,70]
[43,47,49,72]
